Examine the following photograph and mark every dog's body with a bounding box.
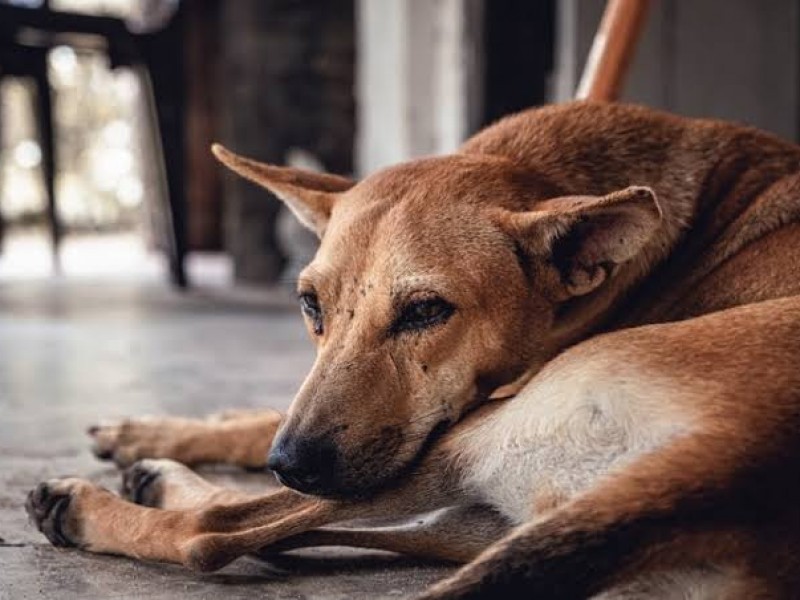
[451,297,800,598]
[27,102,800,598]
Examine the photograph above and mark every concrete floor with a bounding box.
[0,278,449,599]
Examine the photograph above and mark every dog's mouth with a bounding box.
[276,417,454,501]
[303,391,493,500]
[337,417,454,501]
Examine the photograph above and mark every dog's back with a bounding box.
[463,102,800,327]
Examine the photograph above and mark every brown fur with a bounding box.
[89,409,282,469]
[27,101,800,598]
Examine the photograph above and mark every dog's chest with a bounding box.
[456,365,690,524]
[467,417,627,522]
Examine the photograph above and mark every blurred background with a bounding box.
[2,0,795,290]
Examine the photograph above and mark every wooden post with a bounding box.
[576,0,650,101]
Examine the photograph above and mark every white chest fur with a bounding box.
[457,354,692,524]
[451,349,729,599]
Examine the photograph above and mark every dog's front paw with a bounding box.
[121,460,167,507]
[87,419,156,467]
[25,478,95,548]
[121,459,218,511]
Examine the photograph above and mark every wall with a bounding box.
[357,0,482,175]
[554,0,800,141]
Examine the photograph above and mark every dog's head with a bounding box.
[214,144,662,498]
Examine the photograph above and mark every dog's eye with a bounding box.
[392,297,455,335]
[299,292,324,335]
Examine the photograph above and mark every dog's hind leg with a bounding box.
[417,428,799,600]
[88,409,282,468]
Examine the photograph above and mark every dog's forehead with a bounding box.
[306,196,509,300]
[333,153,554,226]
[349,154,522,206]
[302,155,524,294]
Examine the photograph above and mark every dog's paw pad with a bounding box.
[122,460,169,507]
[25,479,86,548]
[121,459,197,507]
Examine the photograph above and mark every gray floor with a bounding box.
[0,279,449,599]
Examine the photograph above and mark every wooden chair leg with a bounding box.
[33,57,61,271]
[137,66,188,289]
[576,0,651,102]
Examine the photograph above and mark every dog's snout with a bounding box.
[267,435,339,494]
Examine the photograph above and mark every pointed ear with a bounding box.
[503,186,662,298]
[212,144,355,236]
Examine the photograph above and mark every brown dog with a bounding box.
[27,102,800,598]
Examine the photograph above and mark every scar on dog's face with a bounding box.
[213,145,661,498]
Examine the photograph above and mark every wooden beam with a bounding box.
[576,0,651,101]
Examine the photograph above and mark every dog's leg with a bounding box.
[118,459,506,563]
[263,505,510,563]
[88,409,282,468]
[25,477,329,570]
[417,430,794,600]
[26,441,463,570]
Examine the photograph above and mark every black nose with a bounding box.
[267,435,339,494]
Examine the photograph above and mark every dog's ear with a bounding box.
[502,186,662,298]
[212,144,355,236]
